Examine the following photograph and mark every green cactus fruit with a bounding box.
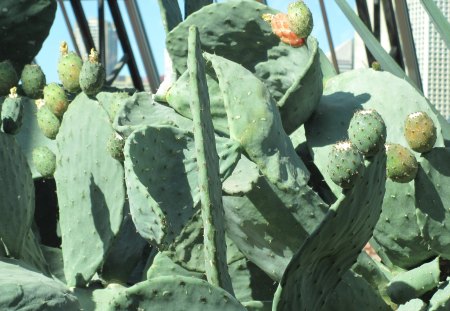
[348,109,386,157]
[43,83,69,118]
[21,64,46,99]
[404,111,437,153]
[327,141,365,189]
[1,87,24,134]
[371,61,382,71]
[79,49,106,96]
[32,146,56,178]
[57,41,83,93]
[386,143,418,183]
[107,132,125,161]
[36,100,61,139]
[287,0,313,38]
[0,60,19,96]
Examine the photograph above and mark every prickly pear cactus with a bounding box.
[1,87,23,134]
[57,42,83,93]
[21,64,46,99]
[54,93,126,286]
[79,49,106,96]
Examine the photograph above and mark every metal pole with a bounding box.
[57,0,81,56]
[69,0,96,56]
[382,0,405,68]
[98,0,106,68]
[107,0,144,91]
[319,0,340,74]
[393,0,423,91]
[355,0,376,65]
[124,0,160,92]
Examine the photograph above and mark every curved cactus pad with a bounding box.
[0,132,34,257]
[0,258,79,310]
[55,93,126,286]
[107,276,245,311]
[113,92,193,137]
[274,151,386,311]
[124,125,240,248]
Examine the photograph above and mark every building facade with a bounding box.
[406,0,450,119]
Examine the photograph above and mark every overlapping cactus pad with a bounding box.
[2,0,450,310]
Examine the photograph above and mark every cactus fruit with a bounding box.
[21,64,46,99]
[404,111,437,153]
[79,48,106,96]
[32,146,56,178]
[1,87,24,134]
[262,13,305,47]
[57,41,83,93]
[385,143,418,183]
[0,60,19,96]
[348,109,386,157]
[287,0,313,39]
[372,61,382,71]
[107,132,125,161]
[36,100,61,139]
[43,83,69,118]
[327,141,365,189]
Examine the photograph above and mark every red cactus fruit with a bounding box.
[262,13,305,47]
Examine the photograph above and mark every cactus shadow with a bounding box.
[306,92,371,148]
[415,165,445,222]
[89,174,115,255]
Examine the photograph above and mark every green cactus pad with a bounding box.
[404,111,437,153]
[373,180,433,268]
[0,132,34,257]
[348,108,386,156]
[0,0,56,71]
[429,277,450,310]
[107,276,245,311]
[166,66,229,136]
[223,157,327,281]
[327,141,365,189]
[1,88,23,134]
[54,93,126,286]
[32,146,56,178]
[0,258,80,310]
[124,124,240,248]
[43,83,69,118]
[274,151,386,310]
[73,285,125,311]
[20,228,51,276]
[36,103,61,140]
[21,64,46,99]
[187,25,233,294]
[205,52,311,192]
[146,250,205,280]
[386,143,418,183]
[113,92,193,137]
[386,257,440,304]
[41,245,66,283]
[79,49,106,96]
[287,0,313,38]
[0,60,19,96]
[15,97,57,178]
[415,148,450,258]
[166,0,277,75]
[254,36,323,134]
[57,42,83,93]
[96,89,130,122]
[100,211,148,284]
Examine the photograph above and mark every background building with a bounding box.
[74,18,118,76]
[406,0,450,119]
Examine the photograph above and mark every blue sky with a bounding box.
[36,0,356,84]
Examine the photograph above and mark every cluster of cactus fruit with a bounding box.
[2,0,450,310]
